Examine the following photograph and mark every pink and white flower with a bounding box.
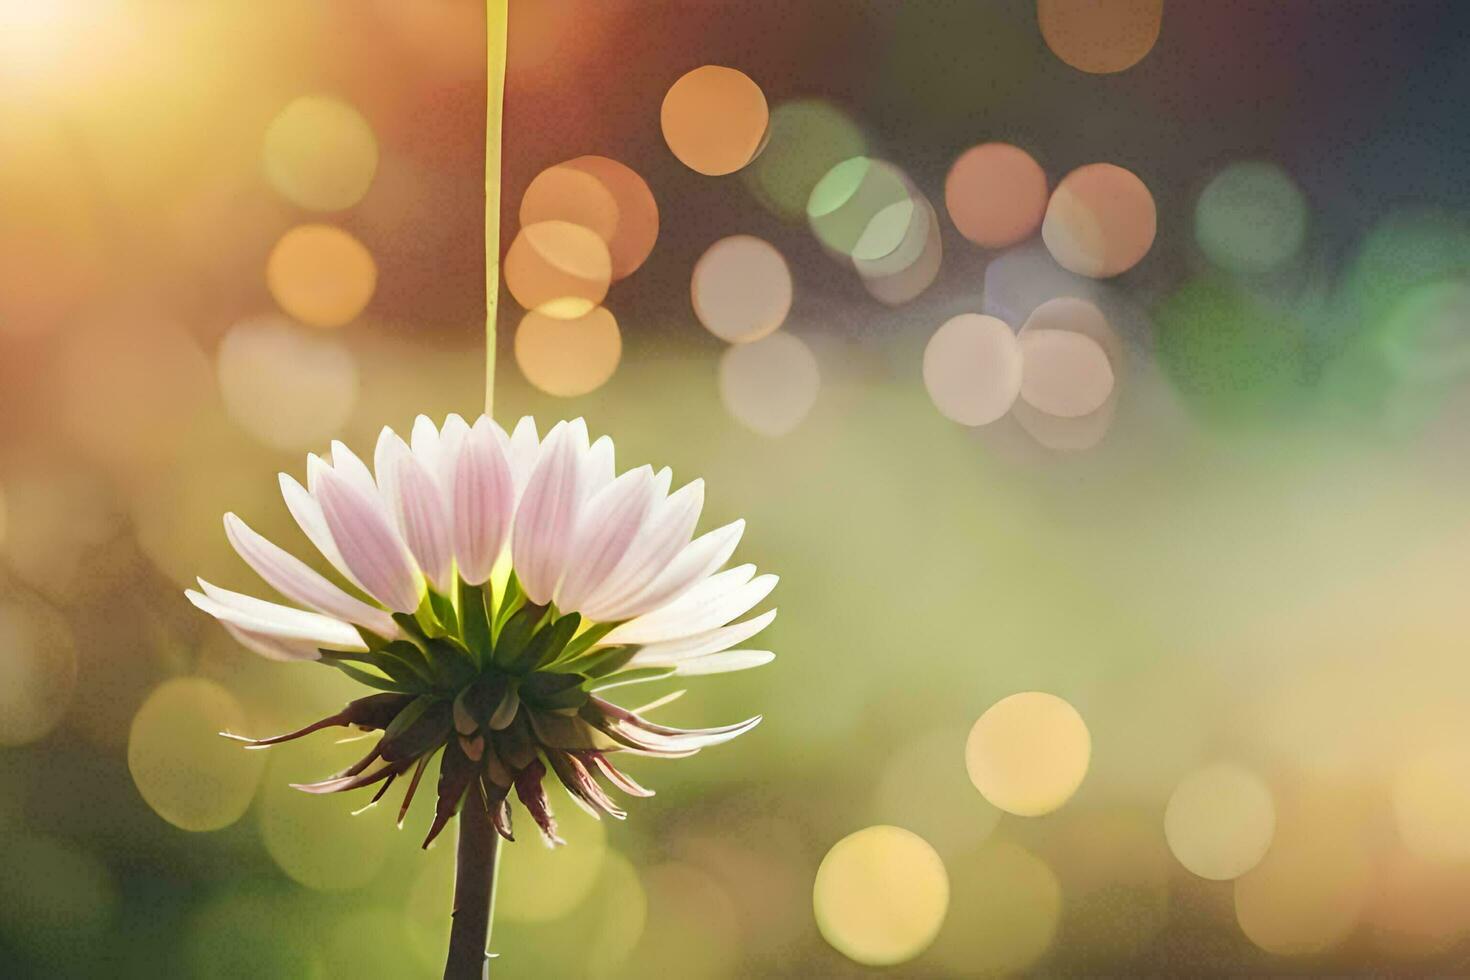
[187,416,776,846]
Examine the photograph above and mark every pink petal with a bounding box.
[224,512,399,637]
[580,479,705,619]
[511,420,586,605]
[451,416,516,585]
[376,428,455,593]
[187,582,365,649]
[280,473,366,592]
[314,467,424,613]
[555,466,656,612]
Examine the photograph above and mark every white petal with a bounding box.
[603,566,771,646]
[330,440,380,500]
[452,416,516,585]
[511,421,585,605]
[673,650,775,676]
[376,429,455,593]
[224,513,399,637]
[314,468,424,612]
[508,416,540,497]
[188,582,366,649]
[221,621,322,662]
[583,435,615,500]
[280,473,365,592]
[630,609,777,664]
[410,415,443,472]
[581,479,705,618]
[593,518,742,622]
[555,466,656,612]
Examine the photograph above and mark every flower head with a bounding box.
[188,416,775,847]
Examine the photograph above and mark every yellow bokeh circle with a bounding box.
[515,306,622,397]
[965,692,1091,816]
[127,677,265,831]
[262,94,378,211]
[1164,763,1276,881]
[266,224,377,327]
[661,65,769,176]
[813,825,949,966]
[505,220,612,320]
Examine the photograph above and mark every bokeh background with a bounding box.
[5,0,1470,975]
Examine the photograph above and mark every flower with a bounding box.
[187,416,776,847]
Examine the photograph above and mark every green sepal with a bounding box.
[584,666,676,691]
[492,602,548,670]
[425,638,477,687]
[491,572,525,644]
[392,611,433,645]
[512,612,581,673]
[557,645,637,679]
[380,697,452,763]
[380,640,440,688]
[457,578,493,664]
[354,627,395,653]
[428,590,459,638]
[521,671,586,710]
[412,593,449,640]
[317,656,422,694]
[555,621,619,665]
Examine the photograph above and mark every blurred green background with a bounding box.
[4,0,1470,976]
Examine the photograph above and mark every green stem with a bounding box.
[443,797,502,979]
[484,0,508,418]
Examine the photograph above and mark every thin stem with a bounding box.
[484,0,509,417]
[443,797,502,980]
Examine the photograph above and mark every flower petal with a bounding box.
[188,581,366,649]
[280,473,366,592]
[376,428,455,593]
[507,415,540,498]
[603,566,772,645]
[556,466,656,612]
[674,650,775,676]
[450,416,516,585]
[221,621,323,662]
[629,609,777,664]
[314,467,425,613]
[580,479,705,619]
[511,420,586,605]
[224,512,399,637]
[592,518,742,622]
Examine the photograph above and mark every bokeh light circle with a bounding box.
[258,739,391,891]
[808,157,913,257]
[0,832,119,962]
[563,155,660,279]
[861,198,944,306]
[745,99,866,220]
[217,316,358,450]
[813,825,949,966]
[922,314,1022,426]
[127,677,265,831]
[505,220,612,320]
[1018,328,1116,418]
[262,95,378,211]
[1393,742,1470,861]
[719,331,820,436]
[661,65,769,176]
[266,224,377,328]
[514,306,622,397]
[520,164,619,246]
[692,234,792,343]
[1196,161,1308,274]
[945,143,1049,248]
[1042,163,1157,278]
[966,692,1091,816]
[1165,763,1276,880]
[0,597,77,746]
[1037,0,1163,74]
